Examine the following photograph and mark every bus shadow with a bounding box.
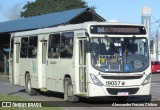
[19,89,26,92]
[17,89,64,99]
[37,90,64,99]
[17,89,151,104]
[79,96,151,104]
[7,89,26,95]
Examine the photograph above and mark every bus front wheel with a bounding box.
[26,74,37,96]
[64,78,79,103]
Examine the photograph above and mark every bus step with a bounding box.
[40,88,47,92]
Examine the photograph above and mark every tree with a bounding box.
[21,0,94,17]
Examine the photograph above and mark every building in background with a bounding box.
[141,7,151,36]
[141,7,158,61]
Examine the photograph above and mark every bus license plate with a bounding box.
[106,81,121,86]
[117,92,129,96]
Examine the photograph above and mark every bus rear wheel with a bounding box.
[26,74,37,96]
[64,78,79,103]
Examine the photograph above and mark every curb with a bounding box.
[0,75,9,80]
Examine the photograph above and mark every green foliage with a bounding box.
[21,0,95,17]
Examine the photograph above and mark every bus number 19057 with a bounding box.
[106,81,121,86]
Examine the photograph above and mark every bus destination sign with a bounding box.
[90,25,146,35]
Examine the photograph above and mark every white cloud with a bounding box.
[0,0,35,21]
[3,3,22,20]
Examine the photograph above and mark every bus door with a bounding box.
[39,39,47,88]
[9,39,14,83]
[78,39,87,93]
[13,41,20,85]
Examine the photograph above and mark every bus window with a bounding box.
[91,37,149,73]
[20,37,28,58]
[28,36,38,58]
[60,32,74,58]
[48,34,60,58]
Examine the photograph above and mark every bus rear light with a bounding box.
[90,73,104,86]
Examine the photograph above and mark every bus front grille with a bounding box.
[107,88,139,95]
[101,75,143,80]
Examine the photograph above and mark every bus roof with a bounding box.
[12,21,146,37]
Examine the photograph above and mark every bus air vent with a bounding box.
[101,75,143,80]
[107,88,139,95]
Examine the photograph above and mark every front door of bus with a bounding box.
[39,39,47,88]
[78,39,87,93]
[13,42,20,85]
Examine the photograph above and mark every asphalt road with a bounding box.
[0,74,160,110]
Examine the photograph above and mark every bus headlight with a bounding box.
[90,73,104,86]
[142,74,151,85]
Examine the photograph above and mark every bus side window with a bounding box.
[28,36,38,58]
[48,34,60,58]
[60,32,74,58]
[20,37,28,58]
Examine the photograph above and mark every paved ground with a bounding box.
[0,74,160,110]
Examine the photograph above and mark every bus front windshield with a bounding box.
[91,37,149,73]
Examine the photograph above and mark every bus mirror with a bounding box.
[84,41,90,53]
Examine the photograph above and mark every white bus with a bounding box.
[9,22,151,102]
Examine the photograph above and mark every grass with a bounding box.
[0,94,62,110]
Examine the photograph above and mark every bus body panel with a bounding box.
[9,22,151,99]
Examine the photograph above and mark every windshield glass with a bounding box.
[91,37,149,73]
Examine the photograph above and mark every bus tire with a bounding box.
[25,75,28,93]
[64,78,79,103]
[26,74,37,96]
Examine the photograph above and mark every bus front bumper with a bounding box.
[88,82,151,97]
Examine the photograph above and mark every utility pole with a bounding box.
[141,7,151,46]
[156,29,159,61]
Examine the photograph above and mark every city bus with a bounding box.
[9,22,151,102]
[150,39,160,73]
